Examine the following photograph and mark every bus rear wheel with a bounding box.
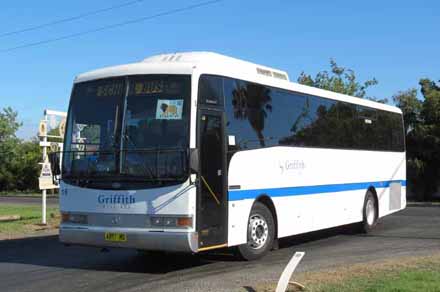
[359,191,378,233]
[238,202,275,261]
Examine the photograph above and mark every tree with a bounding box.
[297,59,385,102]
[0,107,21,143]
[392,89,421,134]
[420,79,440,125]
[0,107,22,191]
[417,79,440,200]
[12,139,41,191]
[394,79,440,201]
[0,107,41,192]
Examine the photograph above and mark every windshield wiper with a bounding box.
[63,147,188,183]
[122,134,156,180]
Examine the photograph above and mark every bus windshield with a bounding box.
[62,75,191,189]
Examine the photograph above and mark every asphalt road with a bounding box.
[1,206,440,292]
[0,196,59,206]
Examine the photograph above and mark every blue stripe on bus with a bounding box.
[228,179,406,201]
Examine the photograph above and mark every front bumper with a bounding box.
[59,224,198,252]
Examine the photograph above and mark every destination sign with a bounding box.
[134,80,164,95]
[84,78,184,97]
[95,82,124,97]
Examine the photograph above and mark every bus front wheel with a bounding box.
[360,191,378,233]
[238,202,275,261]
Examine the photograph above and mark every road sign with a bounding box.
[39,162,57,190]
[38,120,47,137]
[39,109,67,225]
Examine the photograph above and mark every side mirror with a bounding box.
[48,152,61,176]
[189,148,199,173]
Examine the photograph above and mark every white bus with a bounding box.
[58,52,406,260]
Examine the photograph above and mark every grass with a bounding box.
[309,267,440,292]
[253,254,440,292]
[0,204,59,238]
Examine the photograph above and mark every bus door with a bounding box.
[197,110,227,250]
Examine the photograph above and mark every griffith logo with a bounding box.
[98,194,136,209]
[279,160,306,174]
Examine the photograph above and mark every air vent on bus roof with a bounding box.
[256,67,288,81]
[160,54,182,62]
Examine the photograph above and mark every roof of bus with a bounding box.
[74,51,402,114]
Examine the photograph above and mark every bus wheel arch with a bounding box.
[359,187,379,233]
[237,196,276,260]
[367,186,379,218]
[254,195,278,242]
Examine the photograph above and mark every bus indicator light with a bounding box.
[177,217,192,227]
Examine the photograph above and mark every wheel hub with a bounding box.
[366,198,376,226]
[249,214,269,250]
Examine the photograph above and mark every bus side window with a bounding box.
[304,96,337,148]
[376,111,392,151]
[336,102,356,149]
[356,106,377,150]
[390,113,405,152]
[224,78,264,150]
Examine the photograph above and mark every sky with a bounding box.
[0,0,438,139]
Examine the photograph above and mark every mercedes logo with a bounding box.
[111,216,121,225]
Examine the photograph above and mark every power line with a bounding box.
[0,0,146,38]
[1,0,222,53]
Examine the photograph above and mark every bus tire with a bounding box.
[360,191,378,233]
[237,202,275,261]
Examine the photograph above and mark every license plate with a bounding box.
[104,232,127,242]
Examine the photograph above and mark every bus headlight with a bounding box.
[150,216,192,228]
[61,212,88,224]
